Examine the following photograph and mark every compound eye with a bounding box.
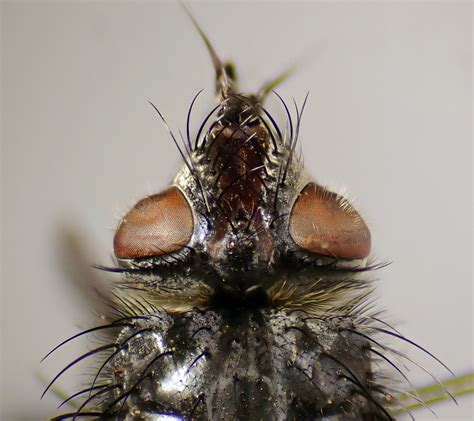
[289,182,371,259]
[114,186,194,259]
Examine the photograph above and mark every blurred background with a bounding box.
[2,1,472,419]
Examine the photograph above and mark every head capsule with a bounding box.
[112,13,371,302]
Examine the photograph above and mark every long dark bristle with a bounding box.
[41,323,132,362]
[50,412,102,420]
[42,344,117,399]
[73,384,120,419]
[186,89,204,152]
[370,327,455,376]
[58,384,110,409]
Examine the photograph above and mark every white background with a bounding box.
[2,1,472,420]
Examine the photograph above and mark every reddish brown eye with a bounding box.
[114,186,194,259]
[289,182,371,259]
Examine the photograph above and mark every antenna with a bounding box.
[180,2,235,99]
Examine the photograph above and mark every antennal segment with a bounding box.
[181,2,235,99]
